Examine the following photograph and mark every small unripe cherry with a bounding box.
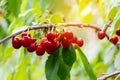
[116,28,120,36]
[12,37,22,49]
[76,38,84,47]
[97,31,106,39]
[110,36,118,44]
[0,9,3,14]
[36,44,45,56]
[21,32,31,37]
[22,36,31,47]
[46,32,56,41]
[27,43,36,52]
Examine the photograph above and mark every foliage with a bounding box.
[0,0,120,80]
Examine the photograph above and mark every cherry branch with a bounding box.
[97,71,120,80]
[0,21,113,44]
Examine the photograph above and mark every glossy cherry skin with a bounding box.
[46,32,56,41]
[110,36,118,44]
[116,28,120,36]
[61,37,71,48]
[36,44,45,56]
[97,31,106,39]
[12,37,22,49]
[76,38,84,47]
[27,43,36,52]
[21,36,31,47]
[21,32,31,37]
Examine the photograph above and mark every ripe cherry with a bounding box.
[76,38,84,47]
[71,36,78,43]
[61,37,71,48]
[64,31,73,39]
[12,37,22,49]
[30,38,36,43]
[21,32,31,37]
[51,39,60,49]
[42,40,55,52]
[36,44,45,56]
[116,28,120,36]
[97,31,106,39]
[0,9,2,14]
[27,43,36,52]
[110,36,118,44]
[22,36,31,47]
[46,32,56,41]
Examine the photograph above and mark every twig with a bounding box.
[102,20,113,32]
[0,23,101,44]
[97,71,120,80]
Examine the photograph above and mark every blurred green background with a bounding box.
[0,0,120,80]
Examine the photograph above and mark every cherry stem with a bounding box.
[0,21,112,44]
[97,71,120,80]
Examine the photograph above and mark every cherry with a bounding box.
[64,31,73,39]
[21,32,31,37]
[61,37,71,48]
[71,36,78,43]
[27,43,36,52]
[22,36,31,47]
[42,40,55,52]
[116,28,120,36]
[97,31,106,39]
[76,38,84,47]
[12,37,22,49]
[36,44,45,56]
[46,32,56,41]
[30,38,36,43]
[0,9,2,14]
[110,36,118,44]
[51,39,60,49]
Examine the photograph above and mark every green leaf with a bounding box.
[104,44,116,65]
[3,45,14,62]
[45,49,60,80]
[62,45,76,66]
[50,14,64,23]
[108,6,118,20]
[114,51,120,69]
[7,0,22,17]
[77,48,97,80]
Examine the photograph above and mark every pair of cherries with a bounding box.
[97,28,120,44]
[12,31,84,56]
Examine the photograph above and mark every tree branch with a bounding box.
[97,71,120,80]
[0,23,102,44]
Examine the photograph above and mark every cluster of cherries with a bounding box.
[97,28,120,44]
[12,31,84,56]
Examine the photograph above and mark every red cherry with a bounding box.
[30,38,36,43]
[51,39,60,49]
[64,31,73,39]
[21,32,31,37]
[27,43,36,52]
[110,36,118,44]
[36,44,45,56]
[12,37,22,49]
[22,36,31,47]
[40,37,47,44]
[61,37,71,48]
[71,36,78,43]
[42,40,55,52]
[97,31,106,39]
[116,28,120,36]
[46,32,56,41]
[0,9,3,14]
[76,38,84,47]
